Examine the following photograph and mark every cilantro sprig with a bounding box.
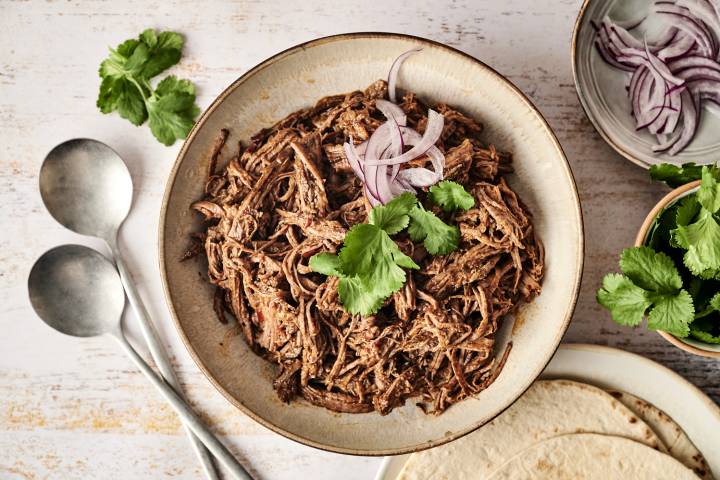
[97,29,200,145]
[428,180,475,212]
[597,248,694,337]
[310,185,474,316]
[598,165,720,342]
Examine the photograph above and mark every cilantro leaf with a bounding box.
[647,204,678,251]
[428,180,475,212]
[140,30,184,79]
[673,209,720,276]
[408,205,460,255]
[115,83,148,125]
[619,247,682,293]
[147,76,200,146]
[309,253,343,276]
[690,327,720,344]
[597,274,651,326]
[649,162,705,187]
[369,192,417,234]
[311,223,418,316]
[675,195,700,227]
[689,315,720,344]
[97,29,198,145]
[647,290,694,337]
[697,166,720,213]
[338,275,386,316]
[712,292,720,311]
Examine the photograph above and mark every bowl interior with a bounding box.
[573,0,720,168]
[160,34,583,455]
[637,183,720,357]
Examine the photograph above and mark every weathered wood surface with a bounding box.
[1,0,717,478]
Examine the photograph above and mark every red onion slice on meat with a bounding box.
[341,49,448,204]
[365,110,444,166]
[388,48,422,103]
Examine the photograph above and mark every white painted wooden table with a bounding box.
[1,1,718,478]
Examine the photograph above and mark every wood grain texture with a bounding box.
[0,0,717,478]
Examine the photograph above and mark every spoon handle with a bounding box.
[107,238,220,480]
[113,331,253,480]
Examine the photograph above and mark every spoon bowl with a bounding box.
[28,244,125,338]
[27,244,251,479]
[39,139,133,238]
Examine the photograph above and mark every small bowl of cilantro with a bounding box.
[598,163,720,358]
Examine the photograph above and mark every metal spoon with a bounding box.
[38,138,219,479]
[28,245,252,480]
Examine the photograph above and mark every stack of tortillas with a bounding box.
[397,380,712,480]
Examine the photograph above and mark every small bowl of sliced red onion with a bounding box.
[573,0,720,168]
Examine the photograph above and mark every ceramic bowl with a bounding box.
[159,33,584,455]
[572,0,720,168]
[635,180,720,358]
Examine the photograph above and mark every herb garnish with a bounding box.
[597,165,720,343]
[310,184,474,316]
[428,180,476,212]
[97,29,200,145]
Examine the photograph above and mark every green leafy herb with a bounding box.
[619,246,682,293]
[368,192,416,234]
[97,29,199,145]
[308,253,343,277]
[310,191,462,316]
[649,163,706,187]
[428,180,475,212]
[599,165,720,342]
[697,165,720,213]
[689,315,720,344]
[596,274,651,327]
[597,247,694,337]
[407,205,460,255]
[146,76,200,146]
[646,290,693,337]
[671,167,720,278]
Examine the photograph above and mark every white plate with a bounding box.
[375,343,720,480]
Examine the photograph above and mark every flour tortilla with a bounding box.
[397,380,663,480]
[609,391,711,479]
[486,433,699,480]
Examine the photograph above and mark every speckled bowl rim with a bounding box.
[635,180,720,358]
[571,0,651,170]
[158,32,585,456]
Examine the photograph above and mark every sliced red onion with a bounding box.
[673,0,720,51]
[656,9,715,56]
[344,140,366,180]
[372,125,446,188]
[668,55,720,72]
[670,90,700,154]
[676,66,720,79]
[595,2,720,155]
[646,41,686,85]
[375,99,407,126]
[340,49,449,204]
[658,32,697,59]
[365,110,444,166]
[388,48,421,103]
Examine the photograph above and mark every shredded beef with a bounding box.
[189,80,544,415]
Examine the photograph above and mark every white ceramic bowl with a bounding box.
[572,0,720,168]
[159,33,584,455]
